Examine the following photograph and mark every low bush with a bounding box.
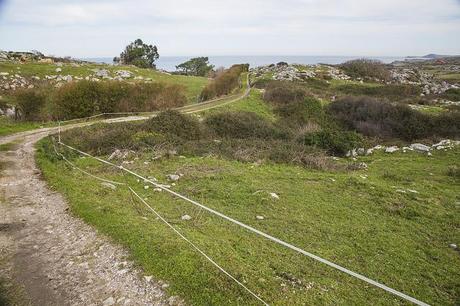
[263,81,309,105]
[14,88,47,121]
[144,110,203,141]
[335,84,421,100]
[275,97,324,126]
[441,88,460,101]
[329,96,460,140]
[340,59,391,81]
[303,129,363,155]
[52,81,187,120]
[204,111,283,139]
[200,64,248,100]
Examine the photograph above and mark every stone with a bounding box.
[167,174,180,181]
[94,69,109,78]
[116,70,133,78]
[385,146,399,153]
[100,182,116,190]
[410,143,430,152]
[103,297,115,306]
[256,215,264,220]
[449,243,457,249]
[55,68,62,72]
[269,192,279,200]
[181,214,192,221]
[144,185,149,190]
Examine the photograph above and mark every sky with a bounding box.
[0,0,459,58]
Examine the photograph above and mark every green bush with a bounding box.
[441,88,460,101]
[200,64,247,100]
[335,83,421,100]
[52,81,187,120]
[304,129,363,155]
[329,96,460,140]
[263,81,309,105]
[205,111,283,139]
[144,110,203,141]
[340,59,391,81]
[14,88,47,121]
[275,97,324,125]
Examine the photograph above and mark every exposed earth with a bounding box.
[0,127,178,306]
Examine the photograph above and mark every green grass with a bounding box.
[0,117,47,137]
[0,61,208,102]
[201,89,276,121]
[37,139,460,305]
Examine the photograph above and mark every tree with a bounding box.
[119,39,159,68]
[176,57,214,76]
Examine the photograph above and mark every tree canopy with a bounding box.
[176,57,214,76]
[119,39,159,69]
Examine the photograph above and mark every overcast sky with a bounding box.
[0,0,459,58]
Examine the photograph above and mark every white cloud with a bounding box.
[0,0,459,57]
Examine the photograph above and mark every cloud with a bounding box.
[0,0,459,57]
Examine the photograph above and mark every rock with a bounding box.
[116,70,132,78]
[55,68,62,72]
[385,146,399,153]
[144,185,150,190]
[108,149,121,160]
[356,148,366,155]
[63,75,73,82]
[167,174,180,181]
[93,69,109,78]
[410,143,430,152]
[100,182,116,190]
[256,215,264,220]
[449,243,458,249]
[144,275,153,282]
[103,297,115,306]
[269,192,279,200]
[153,188,162,192]
[181,214,192,221]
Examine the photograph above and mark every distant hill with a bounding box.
[407,54,459,59]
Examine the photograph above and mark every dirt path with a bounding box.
[0,78,251,305]
[0,129,182,305]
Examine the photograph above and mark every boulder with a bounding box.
[385,146,399,153]
[410,143,430,152]
[181,215,192,221]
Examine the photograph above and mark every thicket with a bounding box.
[200,64,249,101]
[340,59,391,81]
[329,96,460,140]
[12,80,187,121]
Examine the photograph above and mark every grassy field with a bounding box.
[200,89,275,121]
[0,117,48,137]
[37,137,460,305]
[0,61,208,102]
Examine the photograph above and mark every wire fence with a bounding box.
[54,134,430,306]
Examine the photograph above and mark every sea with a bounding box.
[82,55,406,72]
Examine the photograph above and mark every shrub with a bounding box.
[335,83,421,100]
[205,111,282,139]
[263,81,309,105]
[61,122,142,155]
[52,81,187,120]
[144,110,202,141]
[200,64,247,100]
[431,112,460,138]
[340,59,391,81]
[14,89,47,121]
[329,96,441,140]
[304,129,363,155]
[441,88,460,101]
[275,97,324,125]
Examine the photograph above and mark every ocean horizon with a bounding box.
[82,55,406,72]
